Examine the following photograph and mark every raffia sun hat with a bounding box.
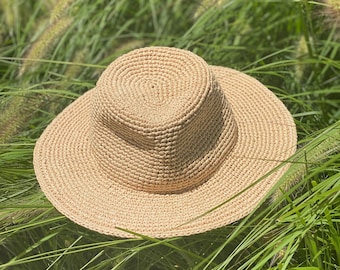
[34,47,296,238]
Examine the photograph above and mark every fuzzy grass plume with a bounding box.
[63,49,87,79]
[1,14,73,143]
[323,0,340,20]
[0,208,48,228]
[19,16,73,77]
[0,94,45,143]
[272,120,340,203]
[193,0,224,19]
[0,0,19,36]
[294,35,308,82]
[49,0,75,24]
[112,39,146,55]
[0,96,26,143]
[321,0,340,34]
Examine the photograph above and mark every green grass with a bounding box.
[0,0,339,269]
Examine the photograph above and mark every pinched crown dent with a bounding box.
[90,47,238,194]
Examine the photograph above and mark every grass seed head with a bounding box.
[194,0,224,19]
[294,36,308,81]
[0,0,19,36]
[271,125,340,203]
[19,16,73,77]
[50,0,75,24]
[321,0,340,35]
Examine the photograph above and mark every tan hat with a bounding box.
[33,47,296,238]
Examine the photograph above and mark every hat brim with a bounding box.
[33,66,296,238]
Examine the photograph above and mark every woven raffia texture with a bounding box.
[34,47,297,238]
[92,49,237,194]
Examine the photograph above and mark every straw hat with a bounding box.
[34,47,296,238]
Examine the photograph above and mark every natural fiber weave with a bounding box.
[34,47,296,238]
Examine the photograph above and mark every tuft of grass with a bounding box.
[272,120,340,203]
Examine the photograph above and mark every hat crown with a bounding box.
[90,47,238,194]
